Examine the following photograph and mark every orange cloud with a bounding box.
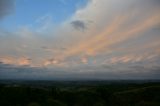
[52,11,159,63]
[0,56,15,64]
[17,57,31,66]
[0,56,31,66]
[91,12,160,53]
[81,57,88,64]
[51,15,129,60]
[108,53,158,64]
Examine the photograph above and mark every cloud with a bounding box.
[0,0,15,19]
[71,20,87,31]
[0,0,160,79]
[1,61,160,80]
[0,56,32,66]
[151,0,160,4]
[0,62,46,79]
[17,57,31,66]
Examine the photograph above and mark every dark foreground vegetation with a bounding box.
[0,80,160,106]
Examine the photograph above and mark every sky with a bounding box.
[0,0,160,80]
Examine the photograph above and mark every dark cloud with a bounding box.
[129,65,145,70]
[0,61,160,80]
[0,0,15,19]
[41,46,48,49]
[153,23,160,31]
[71,20,87,31]
[41,46,66,49]
[152,0,160,4]
[0,62,45,79]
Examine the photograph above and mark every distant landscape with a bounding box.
[0,80,160,106]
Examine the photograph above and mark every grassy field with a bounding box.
[0,80,160,106]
